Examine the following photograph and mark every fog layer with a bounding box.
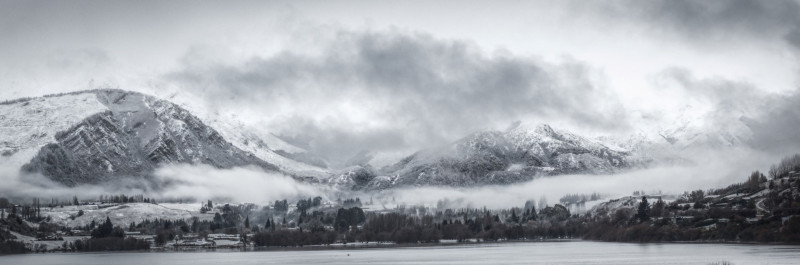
[0,146,777,209]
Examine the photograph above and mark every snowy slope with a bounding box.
[596,105,754,166]
[42,203,213,228]
[349,123,638,189]
[655,110,753,150]
[0,89,329,185]
[201,118,329,178]
[0,93,109,171]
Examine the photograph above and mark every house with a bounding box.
[175,239,215,247]
[208,233,240,240]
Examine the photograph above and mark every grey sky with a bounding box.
[1,0,798,162]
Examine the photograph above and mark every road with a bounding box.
[756,198,768,217]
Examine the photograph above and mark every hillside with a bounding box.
[584,154,800,242]
[0,89,328,186]
[332,123,642,189]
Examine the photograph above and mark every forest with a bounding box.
[1,154,800,254]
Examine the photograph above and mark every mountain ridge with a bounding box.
[2,89,755,189]
[1,89,326,186]
[329,123,644,190]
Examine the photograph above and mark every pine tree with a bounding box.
[651,198,666,218]
[213,211,223,220]
[636,196,650,222]
[244,216,250,228]
[34,198,40,220]
[92,217,114,238]
[191,218,199,232]
[510,209,519,223]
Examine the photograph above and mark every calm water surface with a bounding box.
[3,241,799,264]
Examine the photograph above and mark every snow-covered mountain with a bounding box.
[331,123,642,189]
[0,89,329,186]
[597,105,755,166]
[1,90,756,190]
[199,117,330,178]
[326,105,757,190]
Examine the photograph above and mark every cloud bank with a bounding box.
[153,165,326,203]
[0,165,327,204]
[383,146,778,209]
[165,30,629,164]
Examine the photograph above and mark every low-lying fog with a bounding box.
[0,147,783,209]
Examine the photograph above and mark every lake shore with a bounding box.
[4,240,800,265]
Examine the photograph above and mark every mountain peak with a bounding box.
[504,121,556,135]
[1,89,329,186]
[361,122,638,189]
[534,123,556,135]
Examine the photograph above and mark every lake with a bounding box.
[3,241,800,264]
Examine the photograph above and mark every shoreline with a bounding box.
[8,237,800,256]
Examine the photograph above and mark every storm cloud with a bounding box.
[748,91,800,154]
[575,0,800,48]
[2,0,799,172]
[166,30,628,163]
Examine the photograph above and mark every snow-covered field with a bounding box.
[587,195,677,217]
[8,231,87,251]
[42,203,213,228]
